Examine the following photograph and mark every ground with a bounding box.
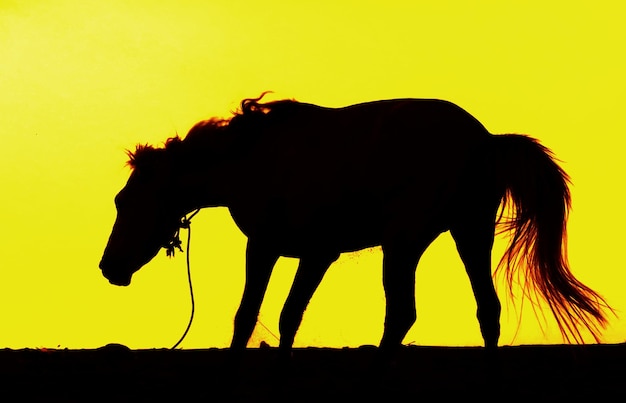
[2,343,624,402]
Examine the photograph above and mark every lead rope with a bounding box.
[171,208,200,350]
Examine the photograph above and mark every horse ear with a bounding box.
[164,136,190,168]
[126,144,153,169]
[126,144,173,176]
[165,136,183,149]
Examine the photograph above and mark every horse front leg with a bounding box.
[277,253,337,362]
[230,238,279,361]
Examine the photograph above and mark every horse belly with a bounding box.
[264,195,386,256]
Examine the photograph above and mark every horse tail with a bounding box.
[492,134,612,343]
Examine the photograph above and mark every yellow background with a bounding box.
[1,1,624,349]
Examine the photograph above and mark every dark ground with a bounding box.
[1,343,624,402]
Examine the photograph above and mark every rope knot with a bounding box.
[164,210,200,258]
[165,232,183,257]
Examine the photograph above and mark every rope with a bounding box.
[171,209,200,349]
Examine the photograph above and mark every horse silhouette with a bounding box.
[100,94,611,360]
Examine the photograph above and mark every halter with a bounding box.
[164,208,201,258]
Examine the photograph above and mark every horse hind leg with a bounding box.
[450,216,501,349]
[379,230,439,358]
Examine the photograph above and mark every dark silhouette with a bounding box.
[4,344,626,400]
[100,94,612,361]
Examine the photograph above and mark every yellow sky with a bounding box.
[1,1,624,349]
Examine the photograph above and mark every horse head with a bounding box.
[100,144,185,286]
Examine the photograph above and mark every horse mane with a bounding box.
[126,93,299,170]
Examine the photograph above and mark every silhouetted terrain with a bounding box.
[1,343,624,402]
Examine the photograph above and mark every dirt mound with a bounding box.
[1,344,623,401]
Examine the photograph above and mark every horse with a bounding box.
[100,94,612,361]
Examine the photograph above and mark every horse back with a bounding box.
[226,99,492,253]
[250,99,489,189]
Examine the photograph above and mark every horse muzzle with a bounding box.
[99,259,133,286]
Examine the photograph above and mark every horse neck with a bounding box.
[172,126,254,213]
[175,157,240,212]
